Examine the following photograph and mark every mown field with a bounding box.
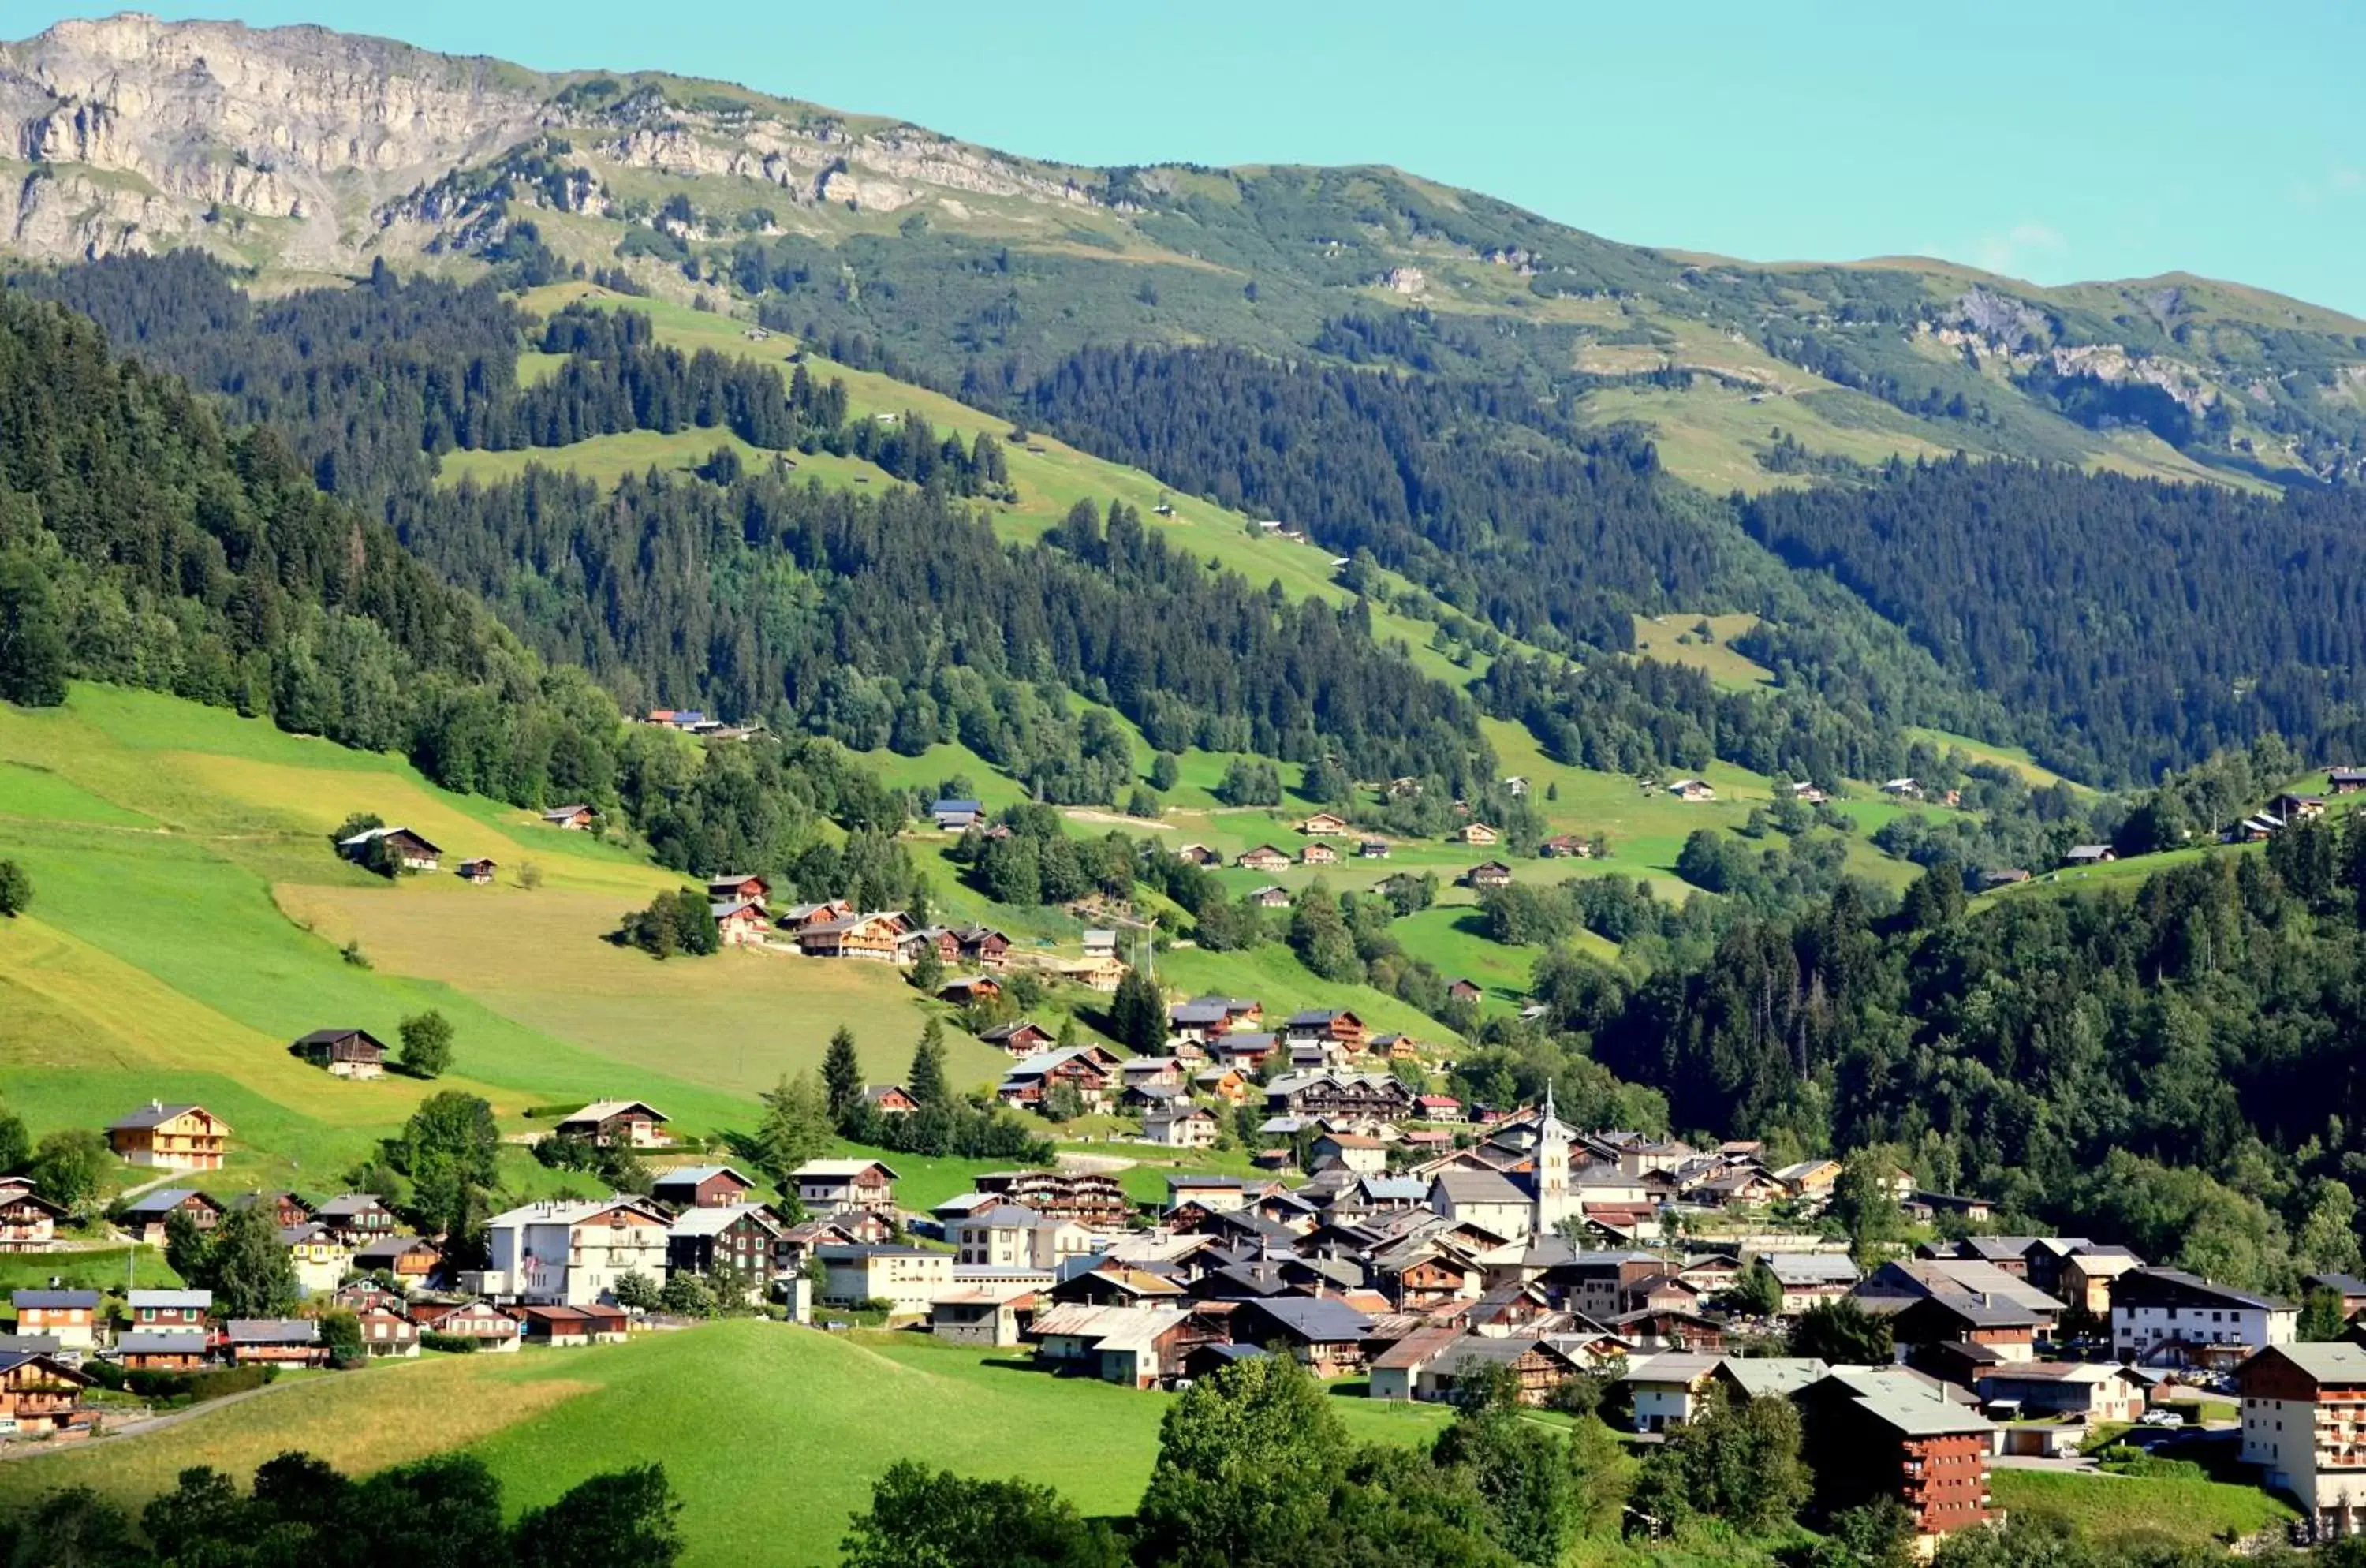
[1990,1466,2297,1547]
[0,1323,1451,1566]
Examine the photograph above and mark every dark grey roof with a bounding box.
[108,1102,204,1130]
[12,1290,98,1309]
[1234,1294,1374,1343]
[114,1333,210,1356]
[226,1320,318,1344]
[1431,1170,1531,1207]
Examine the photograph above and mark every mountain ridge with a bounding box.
[3,12,2361,487]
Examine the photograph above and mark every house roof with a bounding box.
[1235,1294,1373,1343]
[11,1290,99,1309]
[354,1234,436,1261]
[1431,1170,1531,1208]
[666,1203,783,1238]
[313,1193,391,1219]
[120,1187,216,1217]
[226,1320,319,1344]
[558,1099,667,1125]
[2250,1343,2366,1383]
[652,1165,752,1190]
[114,1332,209,1356]
[109,1102,211,1131]
[292,1028,387,1049]
[790,1159,900,1180]
[126,1290,212,1310]
[1371,1323,1468,1371]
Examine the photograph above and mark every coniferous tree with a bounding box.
[909,1017,950,1108]
[822,1028,864,1124]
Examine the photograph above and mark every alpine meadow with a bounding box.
[0,9,2364,1567]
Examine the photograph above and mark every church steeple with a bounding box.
[1533,1079,1571,1236]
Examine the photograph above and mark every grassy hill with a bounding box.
[0,685,1018,1201]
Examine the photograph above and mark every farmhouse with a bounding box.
[1282,1008,1368,1054]
[1248,885,1292,909]
[1539,834,1595,859]
[114,1332,211,1372]
[554,1100,670,1148]
[1464,861,1513,890]
[1174,844,1222,867]
[338,825,442,872]
[420,1301,522,1352]
[931,798,986,831]
[541,805,596,831]
[649,1165,757,1211]
[1236,846,1292,872]
[1300,812,1351,836]
[2062,844,2116,866]
[1030,1303,1205,1388]
[998,1048,1118,1111]
[107,1102,230,1171]
[862,1084,920,1116]
[1358,839,1391,860]
[291,1027,390,1079]
[457,857,498,884]
[1298,841,1340,866]
[1458,822,1500,846]
[1667,779,1716,802]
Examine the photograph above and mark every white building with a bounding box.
[2113,1267,2295,1365]
[948,1204,1097,1271]
[472,1197,672,1306]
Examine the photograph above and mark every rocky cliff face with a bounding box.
[0,12,1092,270]
[0,13,554,265]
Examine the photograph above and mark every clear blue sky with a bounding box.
[57,1,2366,315]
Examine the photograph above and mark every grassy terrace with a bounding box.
[0,1323,1450,1567]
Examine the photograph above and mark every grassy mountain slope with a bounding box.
[0,685,1013,1197]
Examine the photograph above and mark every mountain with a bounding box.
[5,13,2364,491]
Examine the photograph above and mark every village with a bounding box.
[0,1017,2356,1555]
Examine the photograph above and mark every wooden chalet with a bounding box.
[457,857,498,885]
[1667,779,1717,802]
[1301,812,1351,836]
[939,974,1004,1005]
[0,1181,64,1253]
[1282,1008,1368,1054]
[1298,841,1341,866]
[1236,845,1292,872]
[0,1352,89,1434]
[861,1084,920,1116]
[1248,885,1292,909]
[415,1301,522,1351]
[312,1193,401,1244]
[792,1159,901,1218]
[516,1304,628,1346]
[1358,838,1391,859]
[118,1188,224,1248]
[1539,834,1595,859]
[1458,822,1501,846]
[796,909,912,960]
[290,1027,389,1080]
[114,1332,211,1372]
[1464,861,1513,890]
[106,1102,230,1171]
[1174,843,1222,867]
[649,1166,757,1211]
[338,825,442,872]
[353,1234,442,1284]
[554,1100,670,1148]
[540,805,596,831]
[711,899,773,946]
[776,898,856,931]
[706,873,771,905]
[980,1019,1056,1055]
[226,1320,327,1367]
